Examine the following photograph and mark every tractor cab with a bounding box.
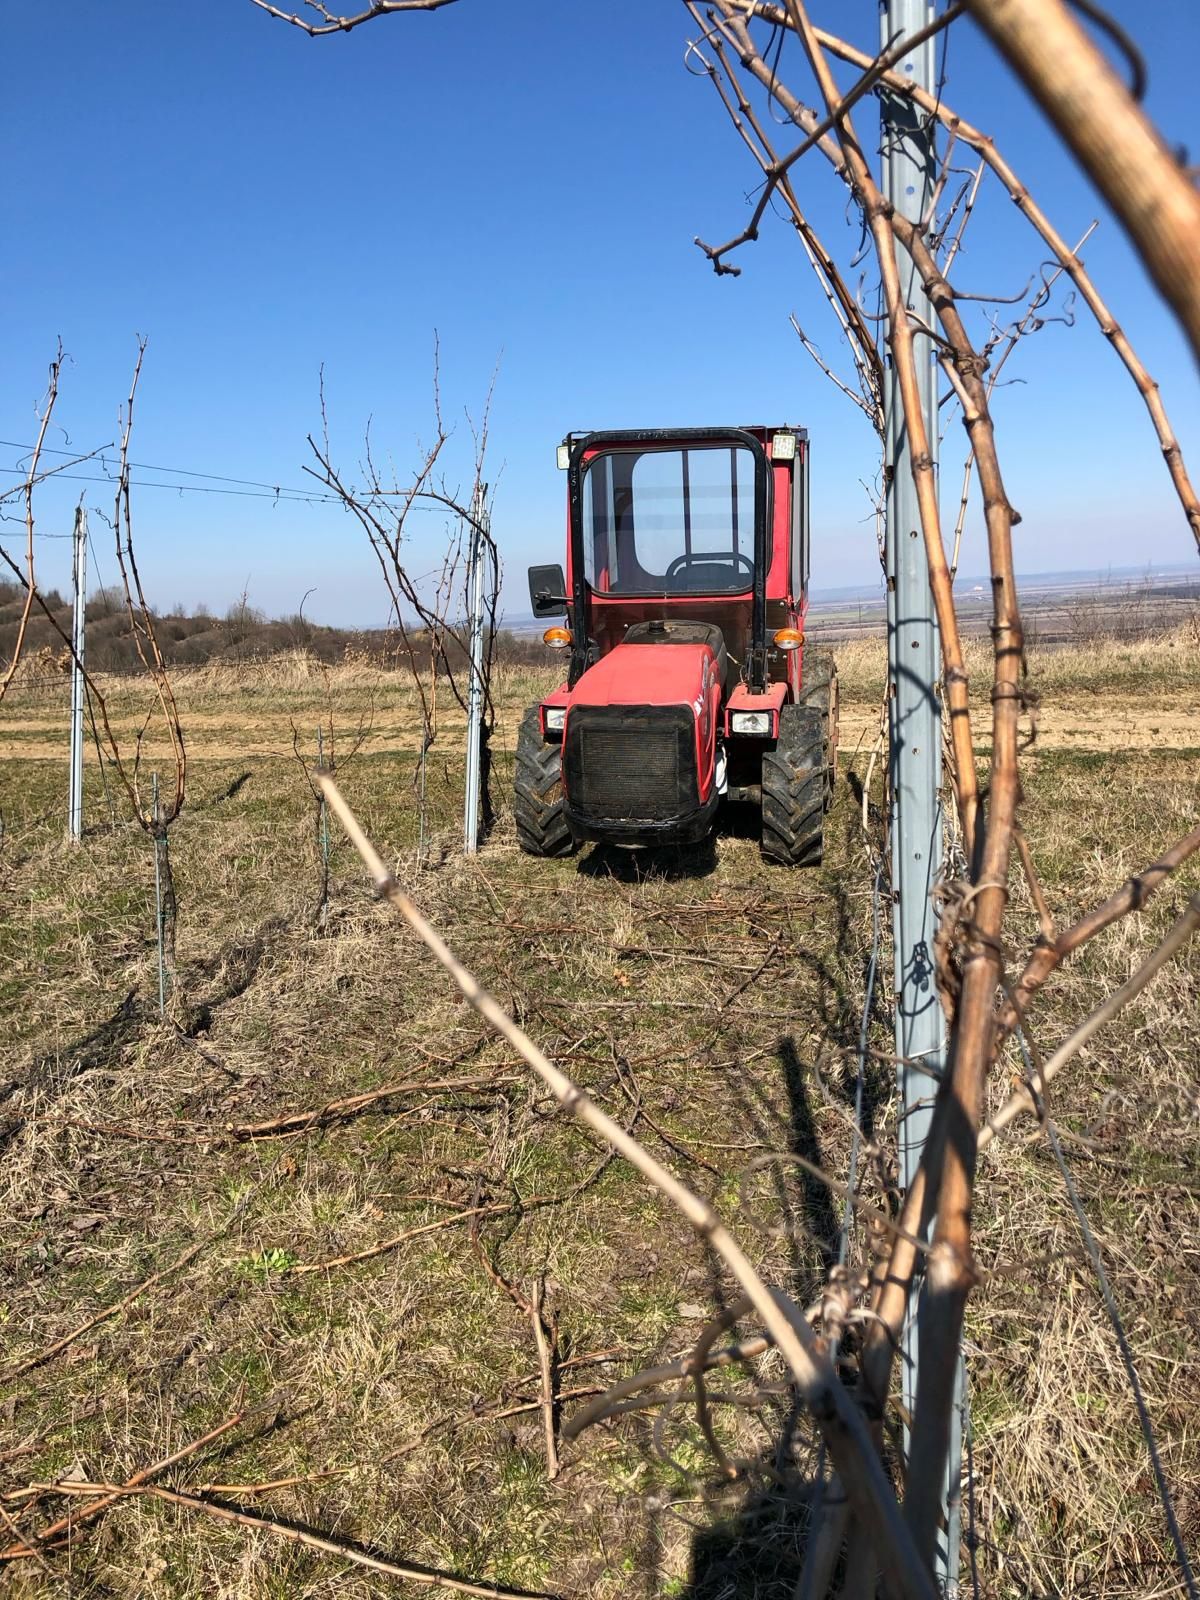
[515,427,837,865]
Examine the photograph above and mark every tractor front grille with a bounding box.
[565,705,697,826]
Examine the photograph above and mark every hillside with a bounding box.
[0,582,546,681]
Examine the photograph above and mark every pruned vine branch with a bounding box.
[248,0,458,34]
[303,348,501,838]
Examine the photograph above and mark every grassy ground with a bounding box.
[0,629,1197,1598]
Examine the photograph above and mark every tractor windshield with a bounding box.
[582,444,756,596]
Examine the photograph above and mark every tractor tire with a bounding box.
[514,707,575,858]
[798,648,839,807]
[761,704,827,868]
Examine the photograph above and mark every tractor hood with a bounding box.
[570,642,715,714]
[560,623,726,844]
[569,618,729,714]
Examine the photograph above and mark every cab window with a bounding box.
[582,444,756,596]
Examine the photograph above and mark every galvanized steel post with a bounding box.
[68,506,87,842]
[882,1,963,1589]
[152,771,166,1017]
[463,482,487,855]
[317,725,330,928]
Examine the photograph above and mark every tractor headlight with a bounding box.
[543,706,566,733]
[731,710,773,735]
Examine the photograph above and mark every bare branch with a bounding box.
[248,0,459,36]
[961,0,1200,364]
[691,2,964,277]
[530,1277,560,1479]
[1004,820,1200,1035]
[941,160,985,277]
[0,344,62,705]
[982,893,1200,1151]
[31,1480,547,1599]
[788,13,1200,550]
[106,339,188,829]
[693,9,883,408]
[4,1246,205,1383]
[0,1411,249,1559]
[789,312,881,430]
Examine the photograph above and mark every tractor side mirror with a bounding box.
[528,563,568,618]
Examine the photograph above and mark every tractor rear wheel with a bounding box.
[514,707,575,858]
[761,704,827,867]
[799,648,839,803]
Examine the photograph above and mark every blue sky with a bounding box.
[4,0,1197,626]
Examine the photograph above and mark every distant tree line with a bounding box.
[0,580,547,676]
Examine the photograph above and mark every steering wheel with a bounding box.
[664,551,755,584]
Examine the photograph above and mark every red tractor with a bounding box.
[515,427,837,866]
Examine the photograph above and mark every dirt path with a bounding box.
[3,689,1195,762]
[1030,695,1199,751]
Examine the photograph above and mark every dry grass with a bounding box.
[967,750,1200,1595]
[832,619,1200,699]
[0,631,1197,1597]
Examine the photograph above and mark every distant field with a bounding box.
[0,626,1197,1598]
[3,626,1199,764]
[802,568,1200,648]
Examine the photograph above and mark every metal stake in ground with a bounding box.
[317,725,330,929]
[463,481,488,855]
[67,505,88,843]
[881,2,963,1589]
[152,771,166,1017]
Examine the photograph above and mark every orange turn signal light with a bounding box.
[543,626,572,650]
[772,627,804,651]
